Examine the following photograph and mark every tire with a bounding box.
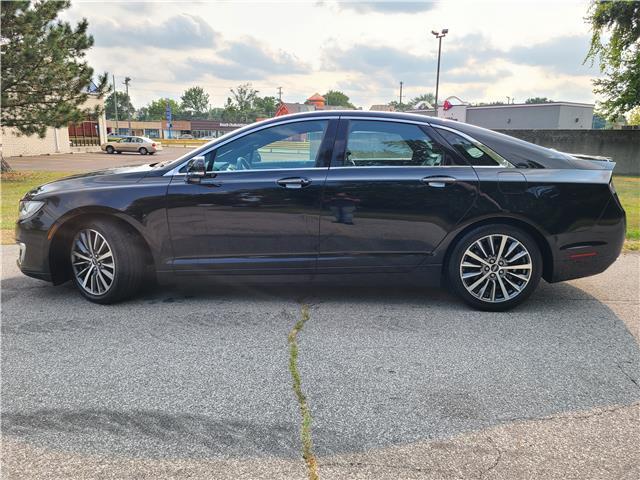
[139,147,148,155]
[106,145,115,154]
[69,219,146,304]
[447,224,542,311]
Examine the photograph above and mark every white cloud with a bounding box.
[65,0,599,109]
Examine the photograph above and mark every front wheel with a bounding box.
[70,219,146,304]
[105,145,114,154]
[447,225,542,311]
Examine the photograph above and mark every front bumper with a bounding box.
[15,220,52,282]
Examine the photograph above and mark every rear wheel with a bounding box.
[105,145,114,154]
[447,225,542,311]
[139,147,148,155]
[70,219,145,304]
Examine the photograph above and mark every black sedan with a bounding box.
[16,111,625,310]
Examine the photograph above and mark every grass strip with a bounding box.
[288,304,319,480]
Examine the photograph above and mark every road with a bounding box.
[2,245,639,479]
[5,147,188,172]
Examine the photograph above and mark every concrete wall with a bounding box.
[2,127,72,157]
[497,129,640,175]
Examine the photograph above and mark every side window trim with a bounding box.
[432,125,514,168]
[206,118,337,173]
[168,116,340,177]
[173,118,337,175]
[331,118,461,168]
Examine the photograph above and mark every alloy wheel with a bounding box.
[459,234,532,303]
[71,229,116,296]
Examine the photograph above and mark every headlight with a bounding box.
[18,200,45,221]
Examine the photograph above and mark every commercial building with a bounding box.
[3,86,107,158]
[407,99,594,130]
[275,93,353,116]
[105,119,248,139]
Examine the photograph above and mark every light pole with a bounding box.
[123,76,131,134]
[431,28,448,116]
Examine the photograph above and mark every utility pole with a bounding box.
[112,74,119,134]
[277,86,283,104]
[123,76,132,134]
[431,28,448,116]
[399,81,404,109]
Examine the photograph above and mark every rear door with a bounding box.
[318,118,479,272]
[166,118,337,274]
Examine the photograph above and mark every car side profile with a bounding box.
[16,111,625,310]
[101,136,162,155]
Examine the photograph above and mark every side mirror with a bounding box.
[185,156,206,183]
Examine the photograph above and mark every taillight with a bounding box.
[152,143,156,147]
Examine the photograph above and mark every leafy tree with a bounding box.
[253,96,278,118]
[105,91,134,120]
[586,1,640,119]
[524,97,553,104]
[137,98,181,121]
[1,0,107,170]
[207,107,225,121]
[180,86,210,117]
[223,83,258,122]
[387,100,410,112]
[408,93,435,109]
[323,90,355,108]
[626,106,640,125]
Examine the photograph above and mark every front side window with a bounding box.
[435,128,510,167]
[344,120,450,167]
[201,120,329,172]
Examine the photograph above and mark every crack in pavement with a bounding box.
[618,361,640,390]
[479,436,502,479]
[288,304,319,480]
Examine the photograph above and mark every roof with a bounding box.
[279,103,315,114]
[307,93,325,102]
[161,109,598,172]
[468,102,594,110]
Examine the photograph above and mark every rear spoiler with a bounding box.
[565,152,616,172]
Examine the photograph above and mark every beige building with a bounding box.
[2,91,107,158]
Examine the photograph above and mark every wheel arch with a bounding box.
[440,216,555,282]
[48,208,155,285]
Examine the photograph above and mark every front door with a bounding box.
[318,118,478,272]
[166,119,336,274]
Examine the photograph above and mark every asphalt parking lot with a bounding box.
[5,146,188,172]
[2,245,639,479]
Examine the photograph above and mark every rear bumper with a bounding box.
[550,196,626,282]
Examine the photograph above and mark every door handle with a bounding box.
[277,177,312,189]
[421,175,457,188]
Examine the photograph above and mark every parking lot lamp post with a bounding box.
[123,76,132,135]
[431,28,448,116]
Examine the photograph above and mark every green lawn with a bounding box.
[613,175,640,250]
[2,171,639,250]
[1,171,77,244]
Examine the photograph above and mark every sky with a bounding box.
[62,0,601,110]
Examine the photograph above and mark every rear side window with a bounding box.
[436,128,509,167]
[345,120,453,167]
